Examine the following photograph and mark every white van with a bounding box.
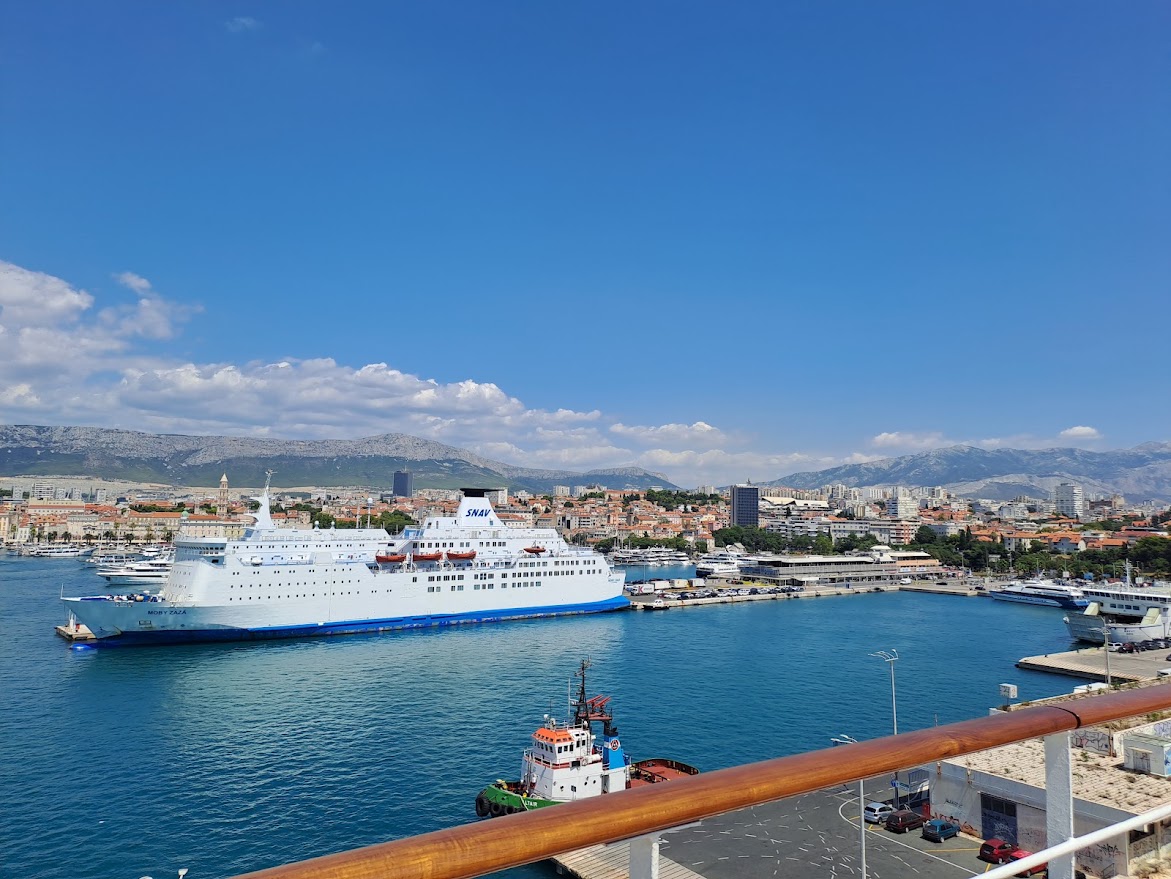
[1157,669,1171,678]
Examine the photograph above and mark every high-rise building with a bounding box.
[730,484,760,528]
[888,490,919,520]
[552,485,570,497]
[1054,483,1085,518]
[30,481,54,500]
[392,471,414,498]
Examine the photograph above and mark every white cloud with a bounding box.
[610,421,727,449]
[0,261,93,326]
[115,271,152,295]
[5,259,1114,488]
[871,431,951,451]
[1060,425,1102,440]
[225,16,261,33]
[634,448,837,488]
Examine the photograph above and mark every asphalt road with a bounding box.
[658,784,990,879]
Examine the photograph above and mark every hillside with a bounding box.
[0,425,677,493]
[772,443,1171,502]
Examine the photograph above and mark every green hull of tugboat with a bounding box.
[475,782,556,817]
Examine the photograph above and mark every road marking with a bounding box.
[835,793,980,875]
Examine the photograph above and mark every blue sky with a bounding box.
[1,1,1168,487]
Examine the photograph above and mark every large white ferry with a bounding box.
[1064,565,1171,643]
[62,485,628,646]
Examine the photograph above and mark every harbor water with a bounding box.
[3,554,1079,879]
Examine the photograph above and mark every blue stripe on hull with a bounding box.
[86,596,632,647]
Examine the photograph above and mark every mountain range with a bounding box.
[0,425,677,493]
[774,443,1171,503]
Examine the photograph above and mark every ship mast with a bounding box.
[572,657,617,736]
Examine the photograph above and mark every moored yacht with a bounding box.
[96,555,174,587]
[988,578,1088,609]
[695,550,748,578]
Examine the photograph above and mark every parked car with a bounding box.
[884,809,925,833]
[1007,849,1048,876]
[978,838,1018,864]
[863,802,894,824]
[1119,642,1141,654]
[921,819,960,842]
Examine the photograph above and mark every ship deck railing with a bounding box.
[232,685,1171,879]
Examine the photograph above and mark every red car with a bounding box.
[978,839,1018,864]
[1007,849,1048,877]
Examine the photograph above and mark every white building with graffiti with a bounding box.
[924,713,1171,877]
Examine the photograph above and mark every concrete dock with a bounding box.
[54,622,95,642]
[1016,646,1171,683]
[630,579,976,610]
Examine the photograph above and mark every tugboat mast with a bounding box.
[572,657,617,737]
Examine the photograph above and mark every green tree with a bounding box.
[813,534,834,555]
[913,525,937,545]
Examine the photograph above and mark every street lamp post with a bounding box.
[870,649,900,806]
[831,735,867,879]
[1100,626,1112,687]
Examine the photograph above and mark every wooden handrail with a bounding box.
[235,684,1171,879]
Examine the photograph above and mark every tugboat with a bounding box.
[474,659,699,818]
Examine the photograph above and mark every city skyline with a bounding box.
[2,2,1168,487]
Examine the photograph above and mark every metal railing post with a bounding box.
[629,833,660,879]
[1045,731,1075,879]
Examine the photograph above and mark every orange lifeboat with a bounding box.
[412,552,442,562]
[523,546,546,554]
[376,553,407,564]
[446,550,476,561]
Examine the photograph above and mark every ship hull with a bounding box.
[989,590,1086,609]
[61,595,630,646]
[476,783,556,816]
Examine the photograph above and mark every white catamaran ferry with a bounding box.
[1064,564,1171,644]
[62,484,628,646]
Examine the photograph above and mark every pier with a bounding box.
[54,622,95,642]
[630,578,976,609]
[1016,646,1171,683]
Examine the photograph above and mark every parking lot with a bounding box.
[657,784,988,879]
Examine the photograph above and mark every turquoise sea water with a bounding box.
[2,555,1080,879]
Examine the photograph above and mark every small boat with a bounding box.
[523,546,546,554]
[446,550,476,561]
[412,552,442,562]
[375,553,407,564]
[474,659,698,818]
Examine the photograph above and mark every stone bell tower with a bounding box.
[217,473,229,518]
